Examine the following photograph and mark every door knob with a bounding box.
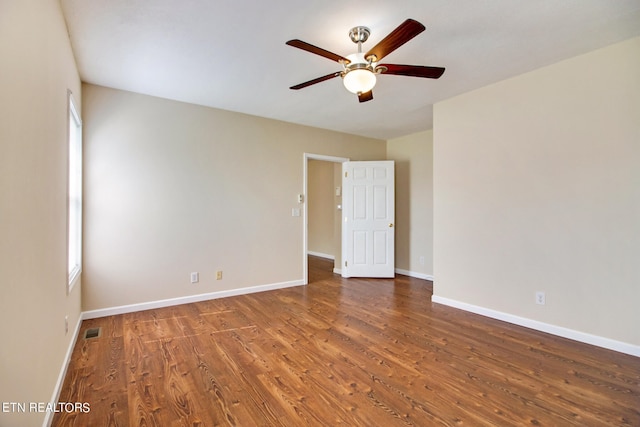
[389,223,394,228]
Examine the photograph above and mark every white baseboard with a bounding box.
[43,314,84,427]
[82,279,305,320]
[431,295,640,358]
[395,268,434,281]
[307,251,334,260]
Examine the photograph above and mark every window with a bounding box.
[68,91,82,290]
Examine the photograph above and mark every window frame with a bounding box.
[67,90,82,292]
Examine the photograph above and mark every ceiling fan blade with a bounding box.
[365,19,425,62]
[286,39,350,64]
[290,72,342,90]
[358,90,373,103]
[379,64,445,79]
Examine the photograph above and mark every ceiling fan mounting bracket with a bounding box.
[349,26,371,44]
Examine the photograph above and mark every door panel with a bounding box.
[342,161,395,278]
[354,186,367,219]
[353,231,367,264]
[373,186,388,219]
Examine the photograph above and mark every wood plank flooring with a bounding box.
[53,256,640,426]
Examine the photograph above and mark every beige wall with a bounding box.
[433,37,640,347]
[387,130,434,278]
[0,1,82,426]
[82,84,385,311]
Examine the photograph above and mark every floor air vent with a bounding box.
[84,327,101,340]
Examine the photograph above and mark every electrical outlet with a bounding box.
[190,272,199,283]
[419,256,425,266]
[216,271,223,280]
[535,291,546,305]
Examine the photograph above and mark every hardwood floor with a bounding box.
[53,256,639,426]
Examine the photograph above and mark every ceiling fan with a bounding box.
[286,19,445,103]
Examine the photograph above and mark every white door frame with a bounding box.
[303,153,350,284]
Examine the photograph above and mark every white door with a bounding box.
[342,161,395,278]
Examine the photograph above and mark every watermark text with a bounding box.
[2,401,90,413]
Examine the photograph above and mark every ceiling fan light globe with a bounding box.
[343,69,376,94]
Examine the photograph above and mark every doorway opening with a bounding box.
[303,153,349,284]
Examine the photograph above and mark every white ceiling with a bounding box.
[60,0,640,140]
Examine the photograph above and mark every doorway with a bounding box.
[303,153,349,284]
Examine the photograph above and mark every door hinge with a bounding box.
[345,171,348,178]
[345,261,348,267]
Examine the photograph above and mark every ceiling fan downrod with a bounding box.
[349,26,370,53]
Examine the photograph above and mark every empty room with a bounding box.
[1,1,639,426]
